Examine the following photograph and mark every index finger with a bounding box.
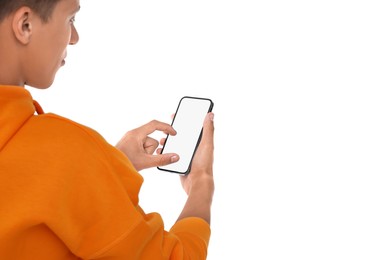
[139,120,177,136]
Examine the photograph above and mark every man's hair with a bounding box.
[0,0,62,23]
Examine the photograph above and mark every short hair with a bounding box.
[0,0,62,23]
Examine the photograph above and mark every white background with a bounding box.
[29,0,390,259]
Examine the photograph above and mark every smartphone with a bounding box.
[157,96,214,175]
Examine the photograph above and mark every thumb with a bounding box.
[200,112,215,145]
[151,153,180,167]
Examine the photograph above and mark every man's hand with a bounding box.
[116,120,179,171]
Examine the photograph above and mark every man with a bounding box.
[0,0,215,259]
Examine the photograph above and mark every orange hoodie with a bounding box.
[0,85,210,260]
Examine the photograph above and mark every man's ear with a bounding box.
[12,7,35,45]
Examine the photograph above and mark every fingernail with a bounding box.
[171,155,179,163]
[209,113,214,121]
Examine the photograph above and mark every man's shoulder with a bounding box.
[24,112,110,153]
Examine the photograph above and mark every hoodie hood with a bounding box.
[0,86,39,151]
